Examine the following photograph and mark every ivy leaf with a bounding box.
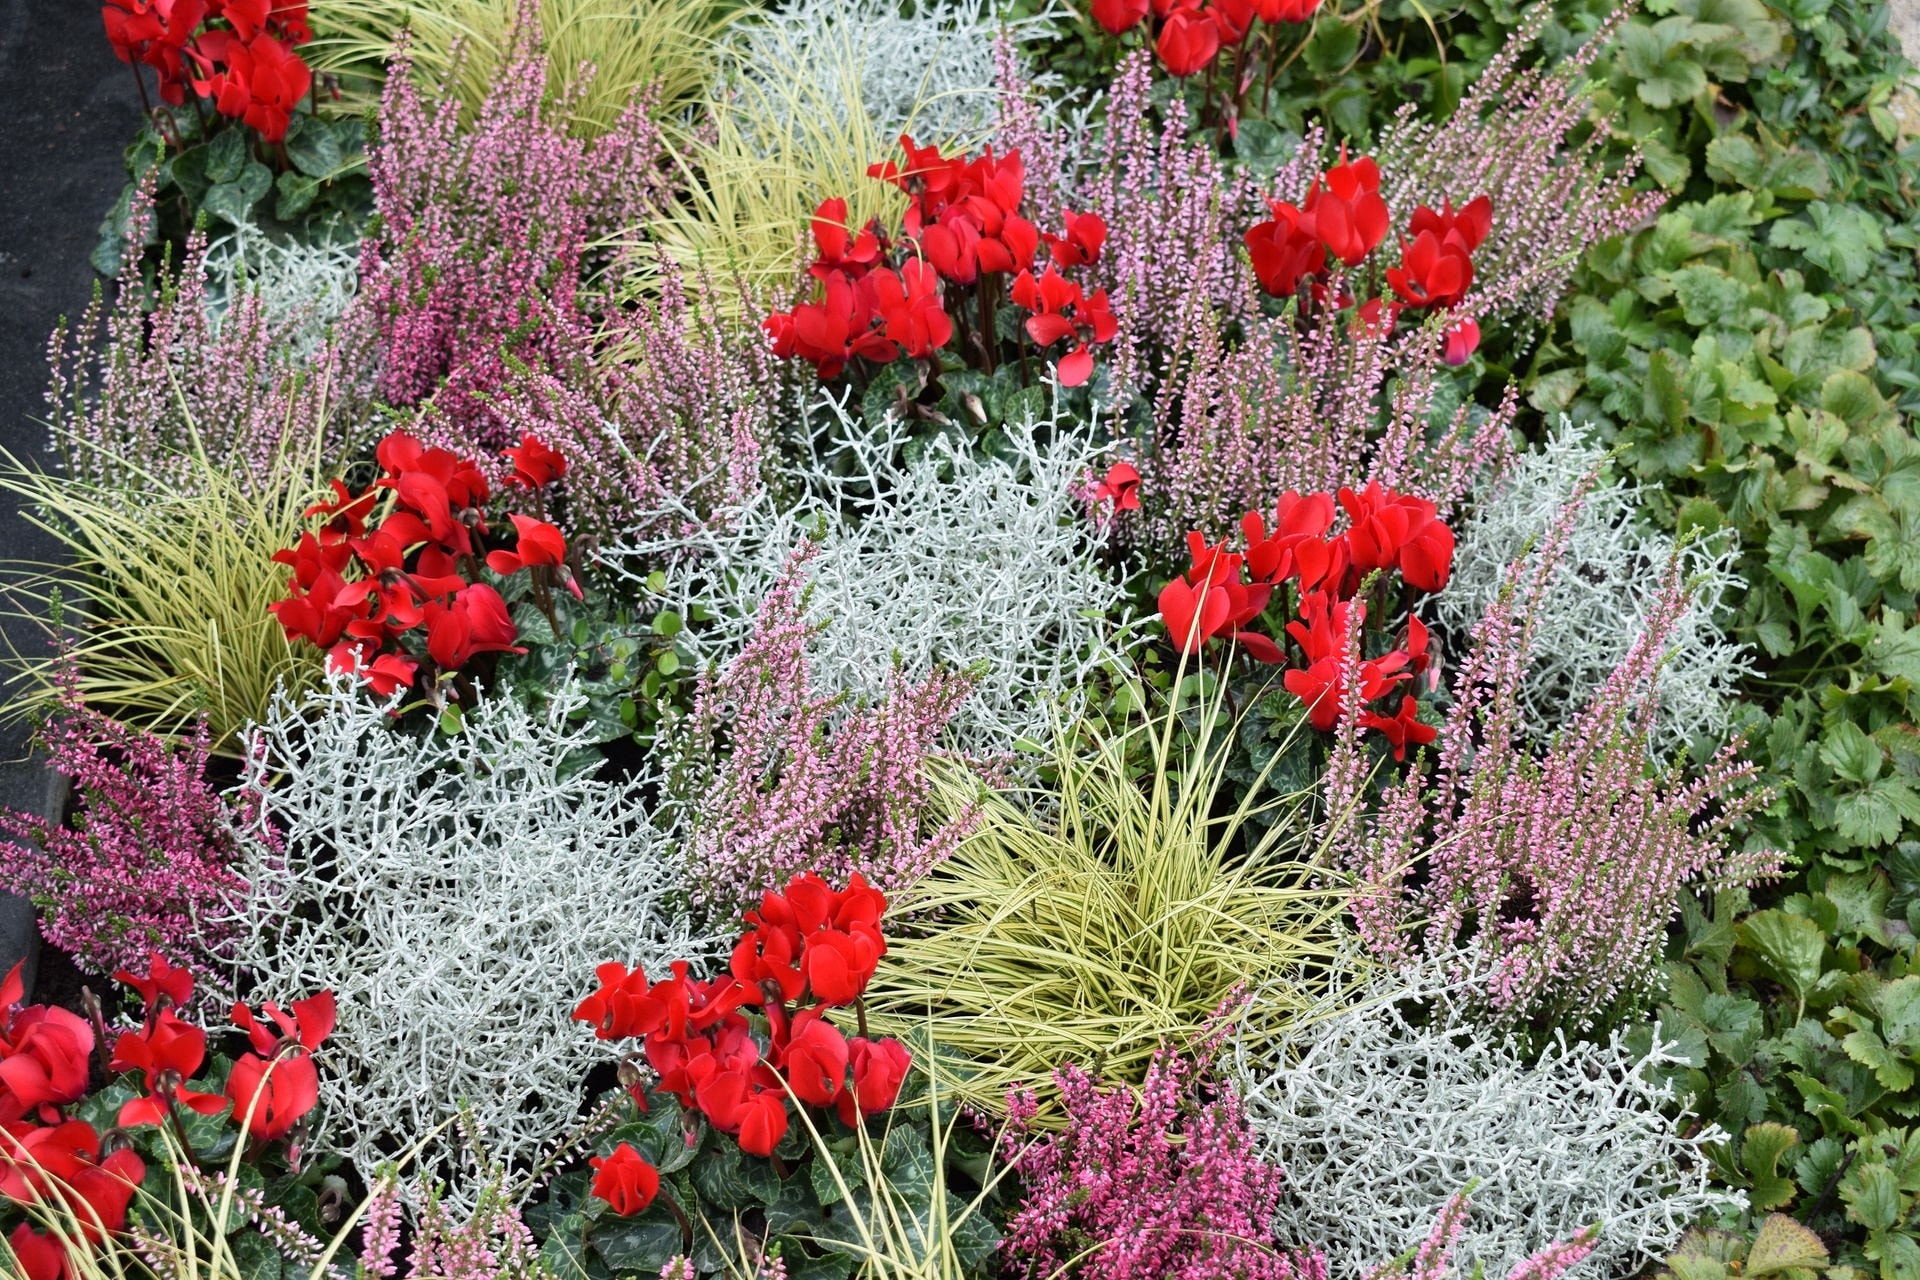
[1770,202,1886,284]
[1744,1213,1830,1275]
[1742,1123,1803,1211]
[1737,910,1828,1006]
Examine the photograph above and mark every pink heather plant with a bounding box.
[357,1182,404,1279]
[1371,5,1665,325]
[357,0,671,461]
[1133,305,1516,549]
[354,1179,539,1280]
[1000,1045,1328,1280]
[1326,514,1783,1021]
[998,45,1320,394]
[47,176,368,499]
[488,262,782,547]
[0,693,253,987]
[665,547,977,919]
[1366,1192,1599,1280]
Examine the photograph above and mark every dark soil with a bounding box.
[0,0,144,994]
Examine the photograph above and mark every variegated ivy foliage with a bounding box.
[234,675,724,1203]
[1436,420,1751,758]
[616,399,1131,762]
[1234,961,1743,1280]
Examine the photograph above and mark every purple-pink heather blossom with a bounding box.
[486,261,782,546]
[46,174,368,498]
[0,692,254,987]
[1364,1191,1598,1280]
[357,0,671,463]
[1000,1045,1328,1280]
[668,547,977,918]
[1371,4,1665,323]
[1326,516,1783,1020]
[1131,305,1516,549]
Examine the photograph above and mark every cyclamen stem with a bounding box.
[855,998,869,1041]
[81,985,112,1078]
[162,1091,201,1166]
[661,1189,694,1254]
[129,64,153,123]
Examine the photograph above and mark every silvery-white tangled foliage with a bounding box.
[719,0,1058,147]
[1434,420,1750,756]
[1235,960,1742,1280]
[233,675,723,1201]
[613,394,1132,760]
[202,219,360,360]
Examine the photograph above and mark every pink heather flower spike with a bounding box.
[1000,1046,1327,1280]
[1324,495,1784,1021]
[1504,1227,1600,1280]
[666,546,976,918]
[0,680,255,993]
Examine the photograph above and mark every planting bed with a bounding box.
[1,0,1918,1277]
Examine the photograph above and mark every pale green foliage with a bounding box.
[863,678,1345,1114]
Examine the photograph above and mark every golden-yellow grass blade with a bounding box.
[864,678,1354,1117]
[304,0,739,134]
[0,435,328,755]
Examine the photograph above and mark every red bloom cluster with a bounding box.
[589,1143,661,1216]
[0,962,139,1280]
[1090,0,1323,77]
[110,954,335,1141]
[1246,155,1492,364]
[1091,460,1142,513]
[574,873,913,1160]
[765,139,1116,387]
[269,431,577,698]
[0,955,335,1279]
[1,1120,145,1280]
[1156,483,1454,758]
[0,967,92,1128]
[101,0,312,141]
[1013,265,1118,387]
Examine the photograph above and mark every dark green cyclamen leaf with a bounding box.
[789,1254,857,1280]
[203,164,272,227]
[589,1206,685,1274]
[764,1175,828,1238]
[946,1190,1001,1271]
[225,1228,287,1280]
[275,170,321,222]
[168,143,212,202]
[206,126,251,184]
[283,113,346,178]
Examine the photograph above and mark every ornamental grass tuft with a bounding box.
[0,436,327,755]
[863,676,1348,1113]
[304,0,734,134]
